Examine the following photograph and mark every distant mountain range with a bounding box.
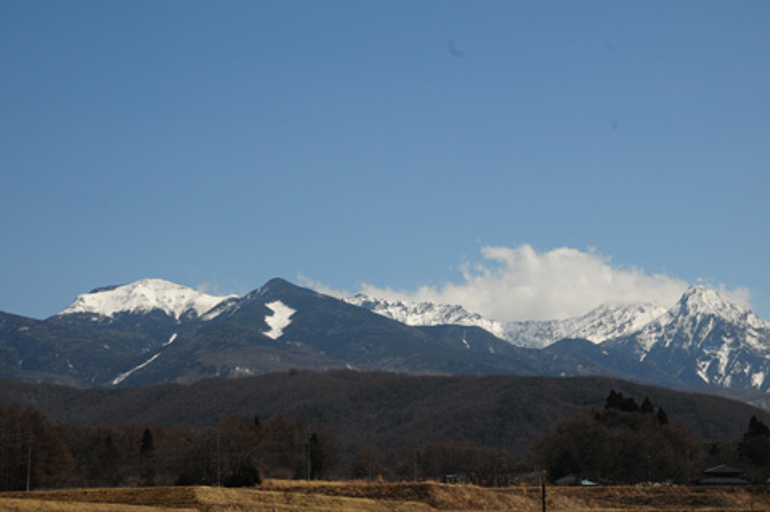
[2,278,770,404]
[346,294,668,348]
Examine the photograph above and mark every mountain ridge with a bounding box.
[3,277,770,402]
[350,293,672,348]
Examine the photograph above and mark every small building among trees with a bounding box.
[699,464,749,485]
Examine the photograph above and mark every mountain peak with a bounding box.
[676,286,748,322]
[261,277,295,290]
[251,277,308,299]
[58,278,238,320]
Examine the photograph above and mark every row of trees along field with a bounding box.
[2,391,770,490]
[0,401,522,490]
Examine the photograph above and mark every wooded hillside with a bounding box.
[1,371,764,456]
[3,371,770,489]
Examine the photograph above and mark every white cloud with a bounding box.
[704,280,753,310]
[353,245,745,322]
[301,245,754,322]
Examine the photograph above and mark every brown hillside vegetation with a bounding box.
[4,482,770,511]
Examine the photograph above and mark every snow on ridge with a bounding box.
[347,293,670,348]
[263,300,296,340]
[499,302,670,349]
[345,294,508,340]
[58,278,238,320]
[555,302,670,344]
[349,286,770,355]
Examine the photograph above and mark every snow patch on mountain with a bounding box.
[263,301,295,340]
[111,352,161,386]
[58,279,238,321]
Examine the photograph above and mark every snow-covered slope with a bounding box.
[540,302,668,345]
[346,294,668,348]
[57,278,238,321]
[603,286,770,391]
[345,294,509,340]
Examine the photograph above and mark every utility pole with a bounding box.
[216,432,221,487]
[26,441,32,492]
[367,444,372,485]
[366,413,372,485]
[306,430,312,482]
[412,438,420,482]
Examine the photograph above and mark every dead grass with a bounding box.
[0,487,201,509]
[260,479,529,510]
[3,482,770,511]
[0,496,195,512]
[0,486,433,512]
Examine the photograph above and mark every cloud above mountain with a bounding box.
[307,245,751,323]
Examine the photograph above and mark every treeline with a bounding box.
[4,384,770,489]
[534,390,703,484]
[0,401,522,490]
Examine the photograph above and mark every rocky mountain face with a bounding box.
[2,278,770,399]
[603,286,770,391]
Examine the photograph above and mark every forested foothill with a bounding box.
[2,371,770,490]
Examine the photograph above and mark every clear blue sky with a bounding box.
[2,1,769,321]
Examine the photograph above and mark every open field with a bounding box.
[3,481,770,511]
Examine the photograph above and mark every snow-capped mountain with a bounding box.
[104,278,536,387]
[349,286,770,393]
[6,277,770,400]
[603,286,770,391]
[345,294,668,349]
[57,278,237,321]
[344,294,509,340]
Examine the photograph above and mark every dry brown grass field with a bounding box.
[3,481,770,511]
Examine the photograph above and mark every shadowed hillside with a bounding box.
[1,371,765,458]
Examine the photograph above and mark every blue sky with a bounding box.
[2,1,769,321]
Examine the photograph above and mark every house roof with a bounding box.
[703,464,744,476]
